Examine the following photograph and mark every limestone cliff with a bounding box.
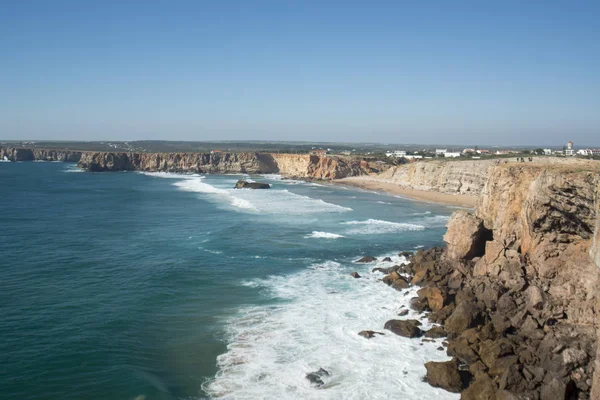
[438,162,600,398]
[374,159,493,195]
[0,147,82,162]
[77,151,389,179]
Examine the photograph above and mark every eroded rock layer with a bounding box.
[76,151,389,179]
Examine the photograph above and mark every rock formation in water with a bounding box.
[378,162,600,399]
[234,180,270,189]
[0,147,82,162]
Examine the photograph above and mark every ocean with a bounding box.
[0,162,459,400]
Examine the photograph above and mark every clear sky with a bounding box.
[1,0,599,146]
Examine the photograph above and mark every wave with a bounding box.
[305,231,344,239]
[376,201,392,204]
[342,219,425,235]
[204,257,456,399]
[140,172,205,179]
[142,174,352,214]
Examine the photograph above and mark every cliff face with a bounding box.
[0,147,81,162]
[77,151,390,179]
[439,162,600,398]
[78,151,279,174]
[375,159,493,195]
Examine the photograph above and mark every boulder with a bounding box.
[424,326,447,338]
[372,266,398,274]
[356,256,377,263]
[461,374,498,400]
[391,277,410,290]
[417,286,445,312]
[444,301,483,336]
[424,358,464,393]
[234,179,270,189]
[358,330,384,339]
[384,319,423,338]
[305,368,329,386]
[350,272,361,279]
[443,211,490,260]
[382,271,401,285]
[382,257,393,262]
[410,296,429,312]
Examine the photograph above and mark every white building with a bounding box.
[435,149,447,155]
[578,149,600,156]
[386,150,407,158]
[565,141,575,156]
[404,155,423,160]
[543,149,553,155]
[444,152,461,158]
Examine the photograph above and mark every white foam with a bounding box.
[342,219,425,235]
[142,174,353,214]
[204,256,456,399]
[140,172,204,179]
[305,231,344,239]
[376,201,392,205]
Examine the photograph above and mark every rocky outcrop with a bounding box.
[376,162,600,399]
[234,180,270,189]
[0,147,81,162]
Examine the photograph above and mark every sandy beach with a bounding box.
[336,177,478,208]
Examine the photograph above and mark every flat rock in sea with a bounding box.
[356,256,377,263]
[234,179,270,189]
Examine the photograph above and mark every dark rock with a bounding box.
[398,309,409,316]
[356,256,377,263]
[424,326,447,338]
[410,296,429,312]
[358,330,384,339]
[350,272,361,278]
[444,301,483,336]
[448,339,479,364]
[540,377,569,400]
[382,257,393,262]
[306,368,329,386]
[488,355,520,377]
[424,358,464,393]
[384,319,423,338]
[234,179,270,189]
[499,364,528,393]
[479,339,514,368]
[398,251,413,258]
[372,266,398,274]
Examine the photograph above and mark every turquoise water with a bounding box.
[0,162,457,400]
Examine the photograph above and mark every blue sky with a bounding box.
[1,0,599,145]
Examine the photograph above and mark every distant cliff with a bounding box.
[0,147,82,162]
[77,151,390,179]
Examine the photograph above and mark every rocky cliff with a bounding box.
[375,159,494,195]
[77,151,390,179]
[0,147,82,162]
[408,162,600,398]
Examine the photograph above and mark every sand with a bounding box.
[336,177,478,208]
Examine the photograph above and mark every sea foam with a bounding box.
[203,255,457,399]
[342,219,425,235]
[305,231,344,239]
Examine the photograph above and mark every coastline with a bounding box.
[335,177,478,208]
